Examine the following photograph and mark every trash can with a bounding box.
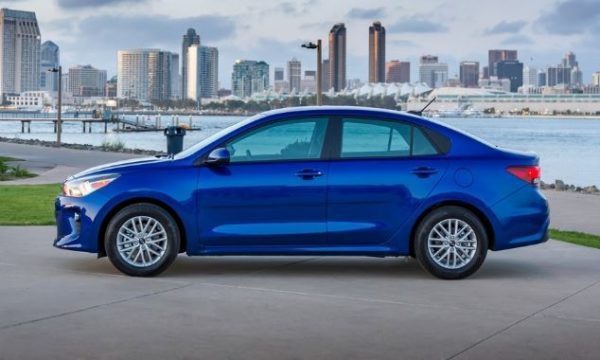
[164,126,186,154]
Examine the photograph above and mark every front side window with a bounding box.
[226,117,328,163]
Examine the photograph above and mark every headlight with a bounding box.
[62,174,119,197]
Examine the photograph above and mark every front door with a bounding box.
[197,117,330,250]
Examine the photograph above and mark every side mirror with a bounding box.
[204,147,230,166]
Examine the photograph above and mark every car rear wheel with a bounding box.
[105,203,180,277]
[414,206,488,279]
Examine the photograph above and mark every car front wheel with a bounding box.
[105,203,180,277]
[415,206,488,279]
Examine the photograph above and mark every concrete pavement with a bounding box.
[0,226,599,359]
[0,141,144,184]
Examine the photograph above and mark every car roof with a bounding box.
[257,106,420,119]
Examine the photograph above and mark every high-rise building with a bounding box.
[562,51,578,68]
[482,66,489,80]
[273,67,287,92]
[186,44,201,101]
[328,23,346,91]
[322,59,330,90]
[496,60,523,92]
[200,46,218,99]
[287,58,301,93]
[169,53,181,100]
[117,49,172,101]
[592,72,600,87]
[368,21,385,83]
[68,65,107,97]
[385,60,410,83]
[301,70,317,93]
[459,61,479,87]
[40,41,59,92]
[546,66,571,87]
[0,8,41,96]
[570,66,583,87]
[537,69,548,86]
[105,76,117,98]
[274,67,284,81]
[231,60,269,98]
[419,55,448,88]
[523,65,538,87]
[181,28,200,99]
[488,49,517,77]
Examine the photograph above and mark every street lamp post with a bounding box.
[301,40,322,106]
[48,66,62,146]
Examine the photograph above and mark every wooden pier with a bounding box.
[0,114,201,133]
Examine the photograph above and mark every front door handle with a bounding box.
[295,169,323,179]
[411,166,438,178]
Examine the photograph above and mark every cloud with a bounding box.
[388,18,447,33]
[501,34,534,45]
[388,39,419,48]
[57,0,148,9]
[484,20,527,35]
[535,0,600,35]
[347,7,385,19]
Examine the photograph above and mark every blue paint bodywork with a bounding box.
[54,107,549,257]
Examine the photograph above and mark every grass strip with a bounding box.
[0,184,60,225]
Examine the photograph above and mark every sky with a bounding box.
[2,0,600,88]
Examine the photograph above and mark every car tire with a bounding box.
[414,206,488,279]
[105,203,180,277]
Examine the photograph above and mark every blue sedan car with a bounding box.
[55,107,549,279]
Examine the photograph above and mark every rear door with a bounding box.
[327,116,447,246]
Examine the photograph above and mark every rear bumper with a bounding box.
[491,185,550,251]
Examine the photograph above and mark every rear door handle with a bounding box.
[295,169,323,179]
[411,166,438,178]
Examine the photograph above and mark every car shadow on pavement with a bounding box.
[61,255,552,280]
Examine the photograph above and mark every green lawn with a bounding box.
[549,229,600,250]
[0,184,60,225]
[0,184,600,250]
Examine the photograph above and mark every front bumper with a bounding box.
[54,194,105,253]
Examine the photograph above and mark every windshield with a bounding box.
[174,113,265,159]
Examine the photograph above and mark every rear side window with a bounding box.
[340,118,443,158]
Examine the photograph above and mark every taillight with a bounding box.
[507,166,541,185]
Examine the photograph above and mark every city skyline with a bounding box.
[10,0,600,89]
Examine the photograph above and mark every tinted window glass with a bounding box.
[226,118,328,163]
[341,119,411,158]
[412,127,439,156]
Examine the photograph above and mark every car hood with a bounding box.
[67,156,171,181]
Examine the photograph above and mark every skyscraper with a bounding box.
[419,55,448,88]
[592,72,600,87]
[231,60,269,98]
[546,66,571,87]
[200,46,218,99]
[496,60,523,92]
[368,21,385,83]
[523,65,537,87]
[117,49,172,101]
[273,67,287,92]
[537,69,547,87]
[67,65,107,97]
[488,49,517,77]
[181,28,200,99]
[274,67,284,82]
[186,44,201,101]
[0,8,41,96]
[40,41,60,92]
[287,58,301,93]
[169,53,181,100]
[385,60,410,83]
[459,61,479,87]
[322,59,330,91]
[328,23,346,91]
